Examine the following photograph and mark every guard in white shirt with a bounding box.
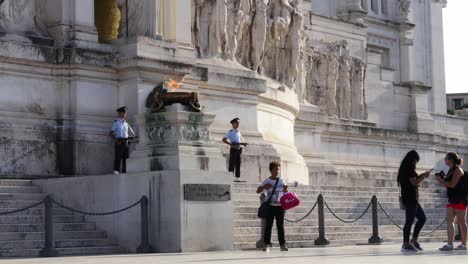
[110,106,136,175]
[222,118,247,182]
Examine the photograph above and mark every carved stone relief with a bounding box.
[303,41,367,120]
[396,0,411,23]
[192,0,304,89]
[0,0,48,36]
[147,124,212,144]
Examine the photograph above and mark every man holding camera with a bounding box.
[222,117,247,182]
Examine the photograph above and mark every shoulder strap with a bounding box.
[266,178,280,203]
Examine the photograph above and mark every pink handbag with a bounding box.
[280,192,300,210]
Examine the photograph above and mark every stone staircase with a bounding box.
[0,180,125,257]
[232,182,448,249]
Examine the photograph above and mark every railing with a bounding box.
[0,195,154,257]
[258,194,447,247]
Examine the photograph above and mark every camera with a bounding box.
[435,171,445,178]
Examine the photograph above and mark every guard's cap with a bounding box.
[116,106,127,113]
[230,117,240,124]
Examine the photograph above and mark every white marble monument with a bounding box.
[0,0,466,253]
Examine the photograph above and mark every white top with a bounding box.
[259,177,287,206]
[224,129,244,144]
[111,119,134,138]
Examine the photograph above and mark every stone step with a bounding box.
[0,246,125,257]
[234,224,447,235]
[0,193,47,201]
[0,231,107,240]
[0,215,85,224]
[232,184,443,192]
[234,217,446,227]
[232,187,446,197]
[0,186,42,194]
[236,200,446,209]
[233,200,447,212]
[234,230,447,243]
[234,209,444,221]
[0,180,32,187]
[235,213,447,223]
[0,238,118,250]
[0,223,96,233]
[234,236,447,249]
[235,206,446,215]
[0,207,74,215]
[0,200,46,209]
[231,193,447,203]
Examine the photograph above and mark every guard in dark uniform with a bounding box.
[110,106,136,175]
[222,118,246,182]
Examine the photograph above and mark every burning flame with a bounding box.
[165,79,182,92]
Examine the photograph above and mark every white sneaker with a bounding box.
[234,178,241,182]
[113,171,119,175]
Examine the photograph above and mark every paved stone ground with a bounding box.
[2,243,468,264]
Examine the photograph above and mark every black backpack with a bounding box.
[462,170,468,195]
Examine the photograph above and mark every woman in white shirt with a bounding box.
[256,161,288,252]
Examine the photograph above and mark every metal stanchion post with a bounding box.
[368,195,383,244]
[39,196,58,257]
[256,193,266,249]
[137,196,155,253]
[314,194,330,246]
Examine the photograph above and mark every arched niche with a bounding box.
[94,0,122,42]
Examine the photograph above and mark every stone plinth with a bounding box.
[123,103,233,252]
[128,104,226,173]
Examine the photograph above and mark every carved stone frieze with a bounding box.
[302,40,367,120]
[192,0,304,89]
[147,123,212,144]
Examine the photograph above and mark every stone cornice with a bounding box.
[433,0,448,8]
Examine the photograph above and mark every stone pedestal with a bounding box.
[128,104,233,252]
[405,82,435,134]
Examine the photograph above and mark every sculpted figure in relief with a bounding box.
[338,54,352,119]
[285,0,303,88]
[272,0,293,82]
[193,0,304,90]
[396,0,411,23]
[351,58,366,119]
[226,0,242,60]
[250,0,268,72]
[194,0,228,58]
[326,51,339,117]
[0,0,47,36]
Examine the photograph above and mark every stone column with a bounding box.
[429,0,448,114]
[46,0,98,46]
[72,0,98,42]
[399,24,415,83]
[125,0,162,39]
[123,0,191,44]
[161,0,192,44]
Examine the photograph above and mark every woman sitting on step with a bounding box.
[398,150,430,252]
[437,152,467,251]
[256,161,288,252]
